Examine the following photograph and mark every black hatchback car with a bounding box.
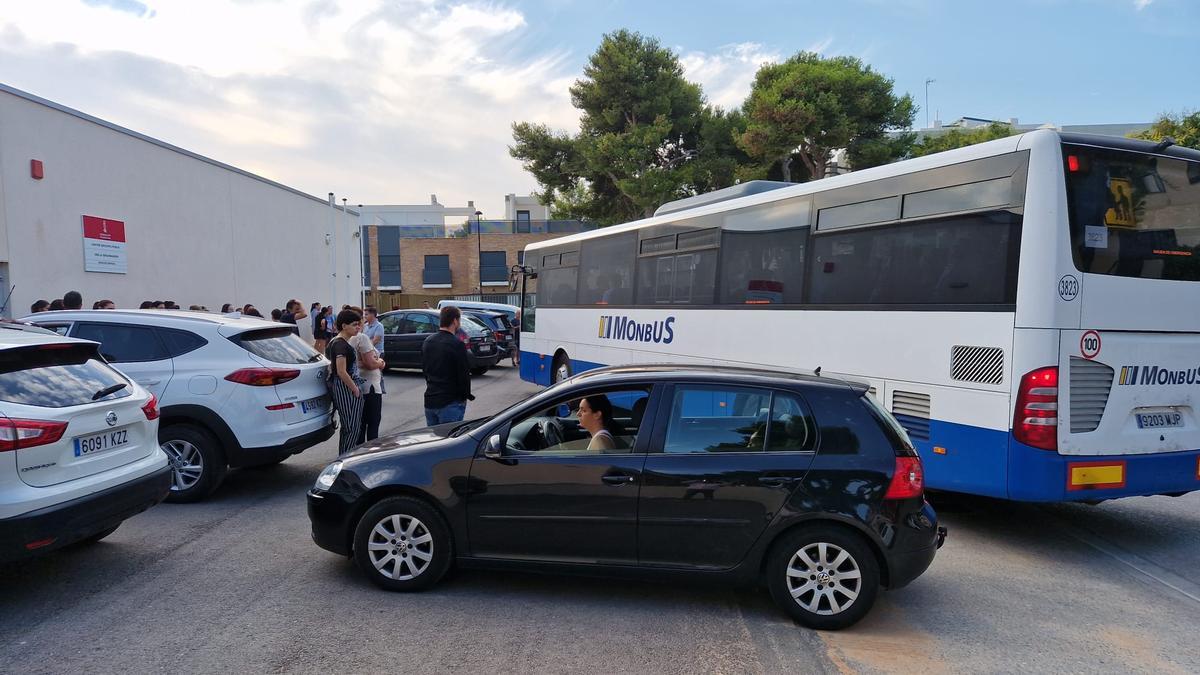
[378,309,501,375]
[307,365,944,630]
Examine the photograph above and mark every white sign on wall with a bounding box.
[82,215,127,274]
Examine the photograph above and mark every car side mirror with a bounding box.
[484,434,504,459]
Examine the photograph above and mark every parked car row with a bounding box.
[18,310,335,502]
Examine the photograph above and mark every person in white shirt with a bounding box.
[350,317,387,444]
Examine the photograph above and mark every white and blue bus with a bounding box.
[517,129,1200,502]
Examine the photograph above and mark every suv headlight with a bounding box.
[314,461,343,491]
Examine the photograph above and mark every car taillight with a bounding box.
[884,456,924,499]
[224,368,301,386]
[0,418,69,452]
[142,393,160,420]
[1014,366,1058,450]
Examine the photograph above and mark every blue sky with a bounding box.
[1,0,1196,216]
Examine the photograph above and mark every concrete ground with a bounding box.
[2,364,1197,674]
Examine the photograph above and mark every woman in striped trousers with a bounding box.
[326,308,366,455]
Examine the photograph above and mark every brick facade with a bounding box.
[397,233,554,296]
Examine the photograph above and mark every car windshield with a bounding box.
[461,315,489,336]
[0,344,132,408]
[233,328,323,363]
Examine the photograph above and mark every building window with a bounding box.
[517,250,525,265]
[480,250,508,285]
[516,210,531,233]
[423,254,451,287]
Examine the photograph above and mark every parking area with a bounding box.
[2,364,1197,674]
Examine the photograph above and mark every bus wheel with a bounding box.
[551,352,572,384]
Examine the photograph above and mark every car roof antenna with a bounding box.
[813,366,822,376]
[1152,136,1176,153]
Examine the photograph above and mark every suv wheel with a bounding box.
[353,496,451,592]
[766,525,880,630]
[161,424,227,503]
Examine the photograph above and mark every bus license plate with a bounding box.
[74,430,129,456]
[301,395,329,414]
[1136,412,1183,429]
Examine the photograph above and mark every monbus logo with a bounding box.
[597,315,676,344]
[1117,365,1200,386]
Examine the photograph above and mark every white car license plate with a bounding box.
[478,345,493,354]
[1136,412,1183,429]
[301,395,329,414]
[74,429,129,456]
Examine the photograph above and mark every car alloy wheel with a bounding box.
[786,542,861,616]
[353,496,452,592]
[766,525,879,630]
[162,439,204,492]
[366,513,434,581]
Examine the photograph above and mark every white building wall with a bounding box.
[504,193,550,220]
[0,85,361,317]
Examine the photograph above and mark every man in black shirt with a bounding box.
[281,299,307,325]
[421,306,473,426]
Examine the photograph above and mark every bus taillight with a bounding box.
[1015,366,1058,450]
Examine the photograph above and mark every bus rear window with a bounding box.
[1064,144,1200,281]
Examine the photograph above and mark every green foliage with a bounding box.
[1129,110,1200,150]
[510,30,712,225]
[738,52,915,181]
[909,122,1019,158]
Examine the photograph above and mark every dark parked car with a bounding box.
[378,309,501,376]
[461,310,515,359]
[307,364,944,629]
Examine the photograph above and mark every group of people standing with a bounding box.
[323,305,473,456]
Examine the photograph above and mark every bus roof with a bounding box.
[524,129,1039,254]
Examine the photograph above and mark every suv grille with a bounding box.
[1069,357,1113,434]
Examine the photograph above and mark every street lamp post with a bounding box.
[925,78,936,129]
[474,210,483,296]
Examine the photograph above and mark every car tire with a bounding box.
[471,367,489,376]
[551,352,571,383]
[78,523,121,545]
[353,496,452,592]
[160,424,227,503]
[766,525,880,631]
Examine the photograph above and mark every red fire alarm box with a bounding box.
[30,159,44,180]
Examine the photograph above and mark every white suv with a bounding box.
[0,326,170,561]
[24,310,335,502]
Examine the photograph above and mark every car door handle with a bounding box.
[758,476,798,487]
[601,473,636,486]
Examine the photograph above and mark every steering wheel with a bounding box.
[539,418,565,448]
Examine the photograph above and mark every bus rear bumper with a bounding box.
[1008,440,1200,501]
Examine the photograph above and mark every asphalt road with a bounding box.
[2,365,1198,674]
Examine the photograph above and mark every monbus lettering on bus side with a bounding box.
[597,315,676,344]
[1118,365,1200,386]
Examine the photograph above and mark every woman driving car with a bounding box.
[577,394,619,451]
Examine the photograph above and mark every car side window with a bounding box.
[404,313,437,335]
[663,385,772,453]
[380,314,402,334]
[505,388,651,455]
[765,392,816,452]
[158,328,208,358]
[71,322,168,363]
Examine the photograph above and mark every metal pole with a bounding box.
[924,78,935,128]
[475,210,483,297]
[328,192,336,307]
[342,198,352,306]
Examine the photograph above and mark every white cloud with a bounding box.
[679,42,783,110]
[1135,0,1153,10]
[0,0,579,215]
